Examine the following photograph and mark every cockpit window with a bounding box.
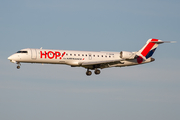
[17,51,28,53]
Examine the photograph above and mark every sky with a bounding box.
[0,0,180,120]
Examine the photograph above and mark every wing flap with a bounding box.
[81,59,123,66]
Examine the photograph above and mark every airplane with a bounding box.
[8,38,174,76]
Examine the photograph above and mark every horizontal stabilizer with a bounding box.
[151,41,176,44]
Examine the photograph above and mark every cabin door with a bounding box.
[31,49,37,60]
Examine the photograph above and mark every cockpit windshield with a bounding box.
[17,51,28,53]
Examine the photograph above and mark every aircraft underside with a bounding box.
[13,59,154,76]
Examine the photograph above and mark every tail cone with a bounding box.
[151,58,155,62]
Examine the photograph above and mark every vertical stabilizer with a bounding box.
[137,39,159,60]
[136,38,174,64]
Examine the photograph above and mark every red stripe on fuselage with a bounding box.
[141,39,158,57]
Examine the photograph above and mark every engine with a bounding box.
[120,51,135,59]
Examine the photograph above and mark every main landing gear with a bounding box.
[86,68,101,76]
[16,62,21,69]
[86,69,92,76]
[94,69,100,75]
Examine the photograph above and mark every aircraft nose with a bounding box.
[8,55,17,63]
[8,56,12,60]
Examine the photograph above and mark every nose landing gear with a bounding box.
[16,62,21,69]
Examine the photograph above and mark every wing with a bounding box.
[79,59,124,69]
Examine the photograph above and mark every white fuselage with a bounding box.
[8,39,173,76]
[8,48,153,69]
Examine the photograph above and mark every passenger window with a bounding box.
[66,53,68,56]
[78,54,80,56]
[102,55,103,57]
[86,54,87,56]
[97,55,99,57]
[70,54,72,56]
[82,54,84,56]
[74,54,76,56]
[93,55,95,57]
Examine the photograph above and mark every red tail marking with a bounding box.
[141,39,158,57]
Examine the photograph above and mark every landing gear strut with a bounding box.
[17,62,21,69]
[86,69,92,76]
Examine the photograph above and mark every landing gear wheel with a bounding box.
[86,71,92,76]
[17,66,20,69]
[94,69,101,75]
[16,62,21,69]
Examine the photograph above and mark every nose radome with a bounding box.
[8,56,12,60]
[8,55,17,63]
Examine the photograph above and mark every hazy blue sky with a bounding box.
[0,0,180,120]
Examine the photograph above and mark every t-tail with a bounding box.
[136,38,175,64]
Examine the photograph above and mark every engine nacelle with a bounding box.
[120,51,135,59]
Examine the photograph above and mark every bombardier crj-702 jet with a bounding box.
[8,39,174,76]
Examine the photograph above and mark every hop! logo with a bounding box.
[40,51,66,59]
